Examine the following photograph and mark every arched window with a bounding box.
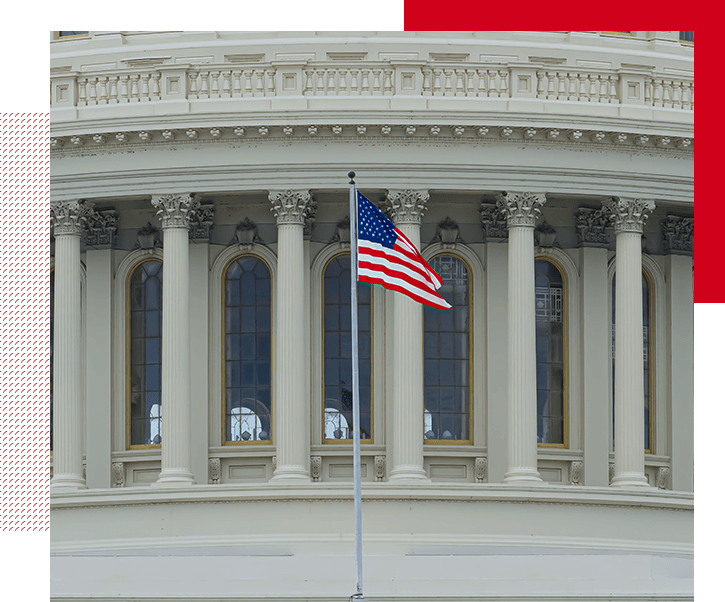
[323,254,372,441]
[612,271,653,452]
[424,255,471,443]
[223,256,272,444]
[127,260,163,448]
[535,258,567,447]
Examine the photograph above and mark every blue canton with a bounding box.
[357,192,397,249]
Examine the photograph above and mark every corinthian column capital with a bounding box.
[50,200,94,236]
[496,192,546,227]
[602,197,656,234]
[269,190,315,225]
[383,190,430,225]
[151,194,200,229]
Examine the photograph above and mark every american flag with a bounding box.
[356,192,451,309]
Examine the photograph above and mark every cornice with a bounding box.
[50,123,693,157]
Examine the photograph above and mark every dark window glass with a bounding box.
[224,256,272,443]
[323,254,372,441]
[679,31,694,42]
[129,261,163,446]
[58,31,88,37]
[424,256,470,441]
[535,259,565,445]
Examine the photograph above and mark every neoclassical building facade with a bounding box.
[50,31,693,602]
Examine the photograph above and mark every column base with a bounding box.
[155,468,196,486]
[503,467,545,484]
[610,472,651,488]
[389,465,430,482]
[50,474,88,491]
[271,466,311,481]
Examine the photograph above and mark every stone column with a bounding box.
[496,192,546,484]
[152,193,199,486]
[603,197,656,488]
[50,200,93,491]
[269,190,315,481]
[385,190,430,481]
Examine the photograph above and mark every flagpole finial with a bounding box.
[348,171,356,184]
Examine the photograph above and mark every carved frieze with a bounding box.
[496,192,546,228]
[661,215,694,255]
[311,456,322,482]
[374,455,386,482]
[189,203,215,241]
[83,208,118,248]
[151,193,200,229]
[209,457,221,484]
[475,457,487,483]
[50,200,94,236]
[480,203,509,240]
[112,462,125,488]
[602,197,656,234]
[569,460,583,486]
[575,207,610,246]
[383,190,429,225]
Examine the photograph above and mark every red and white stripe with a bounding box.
[358,228,451,309]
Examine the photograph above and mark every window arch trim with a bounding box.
[210,243,278,449]
[320,250,374,444]
[422,242,485,447]
[220,253,274,446]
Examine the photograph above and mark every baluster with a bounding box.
[86,77,97,105]
[535,70,545,99]
[350,68,359,94]
[315,69,324,94]
[455,69,465,96]
[600,75,610,103]
[373,69,382,95]
[578,73,587,101]
[486,70,497,97]
[141,73,152,101]
[479,69,489,97]
[546,71,556,99]
[465,69,474,97]
[587,74,597,102]
[232,70,242,98]
[255,70,265,96]
[432,69,442,96]
[443,69,453,96]
[652,79,662,107]
[501,69,509,97]
[199,71,209,99]
[266,69,275,96]
[662,80,672,108]
[108,76,118,104]
[566,72,576,101]
[221,71,231,98]
[689,84,694,110]
[150,73,161,101]
[240,71,250,97]
[77,78,87,106]
[557,72,567,100]
[672,81,682,109]
[209,71,219,98]
[325,69,335,95]
[361,69,370,95]
[188,71,198,99]
[421,69,431,95]
[119,75,130,103]
[644,78,652,105]
[97,76,108,105]
[303,69,312,96]
[339,68,348,95]
[384,69,394,95]
[681,83,692,110]
[610,75,619,104]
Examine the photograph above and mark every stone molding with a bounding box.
[475,457,487,483]
[657,466,671,490]
[374,455,386,482]
[189,203,215,241]
[151,193,200,229]
[602,197,656,233]
[50,200,94,236]
[209,458,221,485]
[570,461,583,486]
[383,190,430,225]
[310,456,322,482]
[496,192,546,227]
[112,462,125,488]
[480,203,509,240]
[269,190,315,226]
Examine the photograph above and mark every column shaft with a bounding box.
[389,223,427,480]
[51,233,87,490]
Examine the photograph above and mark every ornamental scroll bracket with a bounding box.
[83,207,118,248]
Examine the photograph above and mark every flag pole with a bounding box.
[348,171,365,600]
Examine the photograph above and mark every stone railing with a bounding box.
[51,60,694,115]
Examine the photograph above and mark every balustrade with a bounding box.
[54,62,694,113]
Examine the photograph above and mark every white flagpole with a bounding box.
[348,171,365,600]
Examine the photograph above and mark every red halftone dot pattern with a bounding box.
[0,113,50,531]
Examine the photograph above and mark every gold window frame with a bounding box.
[221,254,274,446]
[126,258,163,450]
[535,256,569,450]
[423,253,474,446]
[321,251,374,444]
